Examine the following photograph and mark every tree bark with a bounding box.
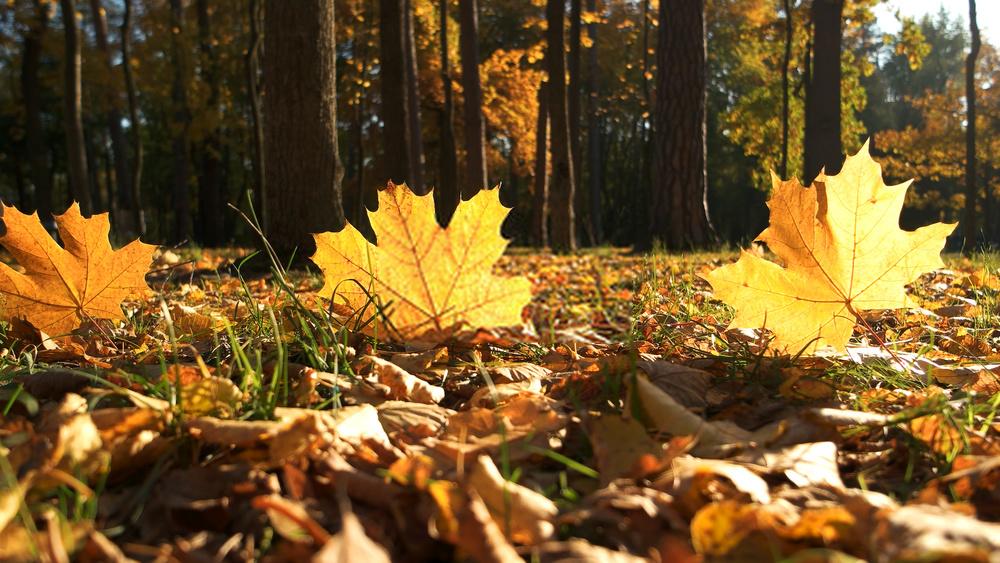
[436,0,459,225]
[569,0,585,244]
[121,0,145,235]
[532,80,549,247]
[168,0,192,241]
[246,0,265,226]
[263,0,345,255]
[88,0,133,233]
[403,0,425,194]
[585,0,603,244]
[803,0,843,183]
[60,0,93,216]
[962,0,980,251]
[459,0,487,194]
[379,0,412,186]
[649,0,714,250]
[780,0,793,179]
[545,0,575,251]
[21,0,53,219]
[197,0,224,246]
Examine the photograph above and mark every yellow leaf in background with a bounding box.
[0,203,156,336]
[704,143,955,352]
[311,183,531,342]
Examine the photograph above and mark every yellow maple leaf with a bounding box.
[0,203,157,335]
[704,142,955,352]
[311,183,531,341]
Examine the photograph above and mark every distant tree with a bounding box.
[403,0,425,194]
[88,0,134,234]
[803,0,844,183]
[649,0,713,249]
[962,0,981,251]
[532,79,549,247]
[196,0,224,246]
[569,0,584,242]
[459,0,488,194]
[545,0,575,251]
[246,0,265,226]
[780,0,794,179]
[21,0,52,219]
[121,0,144,234]
[263,0,345,254]
[168,0,192,241]
[60,0,93,216]
[436,0,459,224]
[585,0,603,244]
[379,0,412,185]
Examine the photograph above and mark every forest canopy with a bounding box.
[0,0,994,250]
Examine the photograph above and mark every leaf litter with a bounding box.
[0,185,999,561]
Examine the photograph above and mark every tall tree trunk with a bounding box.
[585,0,603,244]
[197,0,223,246]
[121,0,144,235]
[545,0,575,251]
[649,0,713,249]
[264,0,345,255]
[962,0,980,252]
[569,0,586,245]
[168,0,192,241]
[60,0,92,216]
[379,0,412,185]
[436,0,459,224]
[459,0,487,194]
[780,0,793,179]
[532,80,549,247]
[403,0,425,194]
[88,0,133,233]
[803,0,843,183]
[246,0,265,226]
[21,0,52,219]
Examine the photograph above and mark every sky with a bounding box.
[873,0,1000,46]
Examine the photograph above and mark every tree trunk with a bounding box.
[803,0,843,183]
[169,0,192,241]
[545,0,575,251]
[88,0,133,233]
[122,0,145,235]
[21,0,53,219]
[197,0,224,246]
[780,0,793,179]
[246,0,265,226]
[459,0,487,194]
[60,0,92,216]
[379,0,412,185]
[532,80,549,247]
[403,0,425,194]
[263,0,345,255]
[962,0,980,252]
[649,0,713,250]
[436,0,459,225]
[585,0,603,244]
[569,0,586,245]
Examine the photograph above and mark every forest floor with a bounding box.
[2,248,999,562]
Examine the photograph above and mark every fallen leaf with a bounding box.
[466,455,558,545]
[313,506,391,563]
[311,183,531,341]
[359,356,444,404]
[703,143,955,352]
[456,489,523,563]
[0,203,156,335]
[630,372,750,450]
[761,442,844,489]
[875,505,1000,560]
